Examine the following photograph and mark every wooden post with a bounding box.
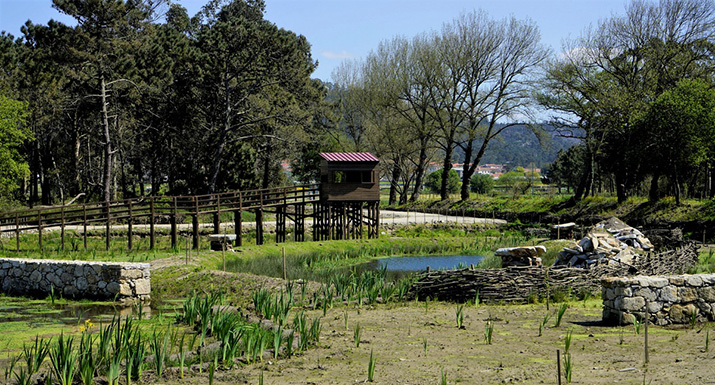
[234,210,242,247]
[60,205,65,251]
[213,195,221,234]
[256,209,264,245]
[105,201,110,251]
[15,212,20,252]
[556,350,562,385]
[171,197,177,249]
[149,197,155,250]
[644,309,649,365]
[128,200,133,251]
[37,210,42,250]
[282,246,287,280]
[83,205,87,250]
[192,196,199,250]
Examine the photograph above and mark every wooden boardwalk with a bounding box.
[0,184,380,251]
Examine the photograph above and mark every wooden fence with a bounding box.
[0,184,320,251]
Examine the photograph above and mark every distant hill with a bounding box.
[453,123,579,169]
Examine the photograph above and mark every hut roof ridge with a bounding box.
[319,152,379,162]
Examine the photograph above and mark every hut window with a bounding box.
[362,171,373,183]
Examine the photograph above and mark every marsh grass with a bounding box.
[455,305,465,329]
[484,321,494,345]
[22,336,50,377]
[354,323,362,348]
[633,317,643,335]
[564,329,573,354]
[49,333,77,385]
[563,352,573,383]
[554,303,568,327]
[367,349,376,382]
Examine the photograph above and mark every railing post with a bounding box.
[105,201,111,251]
[214,195,221,235]
[192,196,199,250]
[37,210,42,251]
[150,197,155,250]
[171,196,177,249]
[83,205,87,250]
[15,212,19,252]
[60,205,65,251]
[128,200,133,251]
[235,191,242,247]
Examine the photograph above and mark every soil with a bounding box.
[145,264,715,385]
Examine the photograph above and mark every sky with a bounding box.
[0,0,631,82]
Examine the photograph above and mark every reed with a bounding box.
[455,305,465,329]
[49,333,77,385]
[354,323,362,348]
[367,349,376,382]
[150,329,170,378]
[22,336,50,377]
[554,303,568,328]
[484,321,494,345]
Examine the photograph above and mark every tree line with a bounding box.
[2,0,715,208]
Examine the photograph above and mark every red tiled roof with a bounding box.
[319,152,379,162]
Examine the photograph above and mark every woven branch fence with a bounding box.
[410,242,700,303]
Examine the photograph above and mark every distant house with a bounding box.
[319,152,380,202]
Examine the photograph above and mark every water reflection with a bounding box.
[352,255,484,281]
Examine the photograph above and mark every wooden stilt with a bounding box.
[256,209,264,245]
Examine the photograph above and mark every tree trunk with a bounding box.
[101,75,113,203]
[388,160,401,206]
[440,145,454,200]
[208,74,232,194]
[649,172,660,202]
[261,142,273,189]
[410,140,429,202]
[459,140,474,201]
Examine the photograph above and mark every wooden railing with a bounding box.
[0,184,320,250]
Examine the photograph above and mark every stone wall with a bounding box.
[602,274,715,325]
[0,258,150,302]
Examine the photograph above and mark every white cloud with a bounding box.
[321,50,355,60]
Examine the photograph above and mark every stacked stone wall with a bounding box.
[0,258,150,302]
[602,274,715,325]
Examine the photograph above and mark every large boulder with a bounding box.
[496,246,545,267]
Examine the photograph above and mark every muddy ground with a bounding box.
[149,291,714,384]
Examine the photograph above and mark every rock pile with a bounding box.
[495,246,545,267]
[554,217,653,268]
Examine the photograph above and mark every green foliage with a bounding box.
[425,169,461,194]
[0,95,30,202]
[469,173,495,195]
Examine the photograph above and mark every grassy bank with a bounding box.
[397,194,715,223]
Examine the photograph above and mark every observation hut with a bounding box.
[315,152,380,239]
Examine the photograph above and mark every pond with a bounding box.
[367,255,485,272]
[351,255,485,281]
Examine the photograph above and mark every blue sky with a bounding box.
[0,0,629,82]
